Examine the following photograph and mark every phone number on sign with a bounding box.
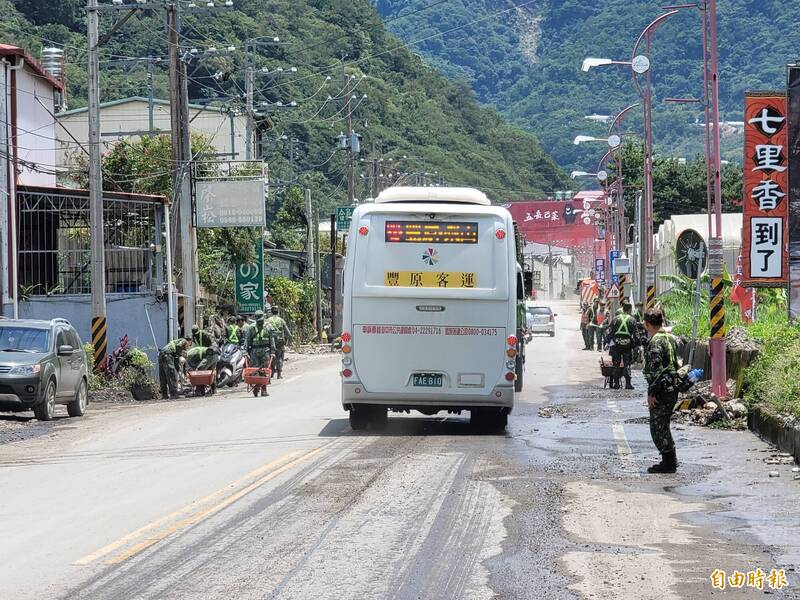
[359,325,500,336]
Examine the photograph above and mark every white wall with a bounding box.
[56,100,248,167]
[15,65,57,187]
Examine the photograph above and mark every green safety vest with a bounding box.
[163,338,183,355]
[251,325,271,347]
[650,331,678,379]
[267,316,285,340]
[187,346,207,361]
[228,325,240,344]
[615,314,633,337]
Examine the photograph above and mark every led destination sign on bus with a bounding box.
[385,221,479,244]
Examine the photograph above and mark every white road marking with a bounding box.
[612,423,632,458]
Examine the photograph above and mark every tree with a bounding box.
[270,187,308,250]
[84,135,260,302]
[613,141,743,226]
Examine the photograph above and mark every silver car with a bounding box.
[526,305,556,337]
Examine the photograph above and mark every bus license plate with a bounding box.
[413,373,443,387]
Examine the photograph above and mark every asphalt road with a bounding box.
[1,299,799,599]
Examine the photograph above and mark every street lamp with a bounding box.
[581,10,679,305]
[573,134,622,149]
[581,55,651,74]
[570,170,608,181]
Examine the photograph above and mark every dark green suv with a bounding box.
[0,318,89,421]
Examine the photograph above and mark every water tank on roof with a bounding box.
[40,47,65,80]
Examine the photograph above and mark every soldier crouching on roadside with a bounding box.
[642,307,680,474]
[159,336,192,399]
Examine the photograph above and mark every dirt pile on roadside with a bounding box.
[725,326,761,352]
[675,379,747,428]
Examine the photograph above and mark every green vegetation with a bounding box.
[658,274,798,418]
[265,276,317,342]
[744,324,800,419]
[614,141,743,224]
[377,0,800,172]
[658,273,788,339]
[4,0,567,207]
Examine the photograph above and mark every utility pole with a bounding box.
[315,211,322,341]
[344,75,355,204]
[707,0,728,397]
[330,214,337,334]
[305,188,316,334]
[636,190,645,304]
[87,0,108,366]
[147,58,155,134]
[245,59,254,160]
[168,2,196,335]
[547,239,554,299]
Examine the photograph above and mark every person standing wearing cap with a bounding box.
[643,307,680,473]
[606,301,637,389]
[192,324,213,348]
[245,310,275,396]
[266,306,292,379]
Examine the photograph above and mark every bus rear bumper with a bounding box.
[341,382,514,412]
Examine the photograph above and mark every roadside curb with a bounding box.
[748,405,800,464]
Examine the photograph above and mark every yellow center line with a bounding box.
[74,443,330,566]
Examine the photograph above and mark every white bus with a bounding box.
[340,187,523,431]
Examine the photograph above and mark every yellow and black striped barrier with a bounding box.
[91,316,108,370]
[710,277,726,339]
[646,285,656,310]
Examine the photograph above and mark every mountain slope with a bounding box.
[376,0,800,171]
[3,0,567,208]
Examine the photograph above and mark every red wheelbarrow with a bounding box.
[187,370,216,397]
[243,357,273,397]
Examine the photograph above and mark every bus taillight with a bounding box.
[505,372,516,382]
[506,335,517,347]
[495,228,506,240]
[358,226,369,236]
[341,369,353,378]
[341,332,352,343]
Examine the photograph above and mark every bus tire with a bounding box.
[349,406,369,430]
[369,406,388,430]
[471,408,507,433]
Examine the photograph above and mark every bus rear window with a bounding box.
[385,221,478,244]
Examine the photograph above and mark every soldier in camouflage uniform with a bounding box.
[605,301,637,390]
[266,306,292,379]
[245,310,275,397]
[158,337,192,399]
[642,307,679,473]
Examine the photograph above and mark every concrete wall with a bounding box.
[56,99,247,167]
[15,66,57,187]
[8,294,169,366]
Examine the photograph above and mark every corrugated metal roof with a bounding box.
[56,96,231,117]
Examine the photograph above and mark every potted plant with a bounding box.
[120,348,157,401]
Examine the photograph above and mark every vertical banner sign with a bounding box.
[235,240,264,314]
[787,66,800,318]
[743,92,790,286]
